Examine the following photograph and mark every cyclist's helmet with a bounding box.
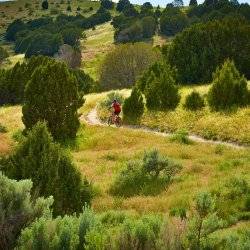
[113,99,117,103]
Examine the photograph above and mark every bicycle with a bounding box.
[107,113,122,127]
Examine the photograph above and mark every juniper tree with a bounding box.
[4,122,92,216]
[22,59,84,140]
[208,60,249,111]
[123,87,144,123]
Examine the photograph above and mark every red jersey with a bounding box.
[112,102,121,112]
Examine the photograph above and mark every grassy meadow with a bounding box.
[1,95,249,215]
[96,84,250,146]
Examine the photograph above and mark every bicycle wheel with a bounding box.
[107,116,112,126]
[115,116,122,127]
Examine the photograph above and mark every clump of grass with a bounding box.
[0,124,7,133]
[109,149,182,197]
[170,129,192,144]
[214,144,225,155]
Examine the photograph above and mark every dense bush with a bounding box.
[123,87,144,123]
[160,8,189,36]
[0,62,26,105]
[22,59,83,140]
[184,91,205,111]
[100,43,159,90]
[167,17,250,84]
[110,149,182,197]
[17,208,164,250]
[170,129,192,144]
[100,0,114,9]
[0,173,53,250]
[140,62,180,110]
[0,56,92,106]
[207,60,249,111]
[3,122,92,216]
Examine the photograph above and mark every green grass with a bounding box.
[81,22,115,80]
[1,98,249,214]
[95,84,250,145]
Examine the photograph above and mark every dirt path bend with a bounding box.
[83,108,248,150]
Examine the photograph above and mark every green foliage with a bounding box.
[185,192,223,249]
[18,209,164,250]
[100,43,158,90]
[61,27,84,47]
[22,59,83,140]
[169,207,187,220]
[3,122,92,216]
[208,60,249,111]
[142,62,180,110]
[0,46,9,63]
[160,9,189,36]
[99,91,125,109]
[110,149,182,197]
[0,173,53,250]
[170,129,192,144]
[7,10,111,57]
[71,69,95,94]
[6,19,26,41]
[0,62,26,105]
[141,16,157,38]
[117,0,130,12]
[42,0,49,10]
[100,0,114,10]
[167,17,250,84]
[116,214,162,250]
[184,91,205,111]
[189,0,198,6]
[123,87,144,123]
[0,123,7,133]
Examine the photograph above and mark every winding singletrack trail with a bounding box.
[83,108,248,149]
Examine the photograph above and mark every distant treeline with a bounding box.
[112,0,250,43]
[5,7,111,58]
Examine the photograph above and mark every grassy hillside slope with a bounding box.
[1,99,249,214]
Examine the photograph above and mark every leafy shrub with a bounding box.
[100,43,159,90]
[99,91,125,109]
[123,87,144,123]
[3,122,93,216]
[142,62,180,110]
[117,215,163,250]
[110,149,182,197]
[18,207,97,250]
[208,60,249,111]
[170,129,192,144]
[160,10,189,36]
[184,91,205,111]
[167,17,250,84]
[22,59,83,141]
[0,173,53,250]
[185,192,223,249]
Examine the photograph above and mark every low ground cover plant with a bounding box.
[110,149,182,197]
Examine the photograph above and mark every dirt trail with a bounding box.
[83,108,248,150]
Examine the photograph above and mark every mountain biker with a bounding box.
[111,99,121,118]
